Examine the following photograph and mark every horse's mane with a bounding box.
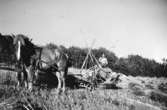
[17,34,32,44]
[44,43,62,53]
[45,43,58,49]
[45,43,68,54]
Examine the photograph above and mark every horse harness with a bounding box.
[32,48,59,74]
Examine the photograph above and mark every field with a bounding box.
[0,68,167,110]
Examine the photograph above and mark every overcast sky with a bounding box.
[0,0,167,62]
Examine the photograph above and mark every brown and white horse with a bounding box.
[14,34,69,92]
[13,34,36,89]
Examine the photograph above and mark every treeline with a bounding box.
[0,33,16,64]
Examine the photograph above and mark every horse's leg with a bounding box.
[16,71,22,87]
[24,72,28,88]
[26,66,33,90]
[16,62,23,87]
[34,70,39,84]
[62,66,68,92]
[22,67,28,88]
[61,71,66,92]
[56,71,61,92]
[62,77,65,92]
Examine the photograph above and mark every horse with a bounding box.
[13,34,37,88]
[14,34,69,92]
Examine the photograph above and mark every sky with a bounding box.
[0,0,167,63]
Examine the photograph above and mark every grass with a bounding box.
[0,68,167,110]
[0,86,165,110]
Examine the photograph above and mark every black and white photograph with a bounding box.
[0,0,167,110]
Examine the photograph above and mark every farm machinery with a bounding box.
[73,65,120,90]
[73,45,120,90]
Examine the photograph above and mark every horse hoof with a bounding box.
[28,82,33,91]
[56,89,63,95]
[62,88,66,93]
[16,82,20,87]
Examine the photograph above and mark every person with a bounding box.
[98,53,108,67]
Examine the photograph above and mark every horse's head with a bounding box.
[13,34,26,61]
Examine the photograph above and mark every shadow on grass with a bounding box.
[35,73,81,89]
